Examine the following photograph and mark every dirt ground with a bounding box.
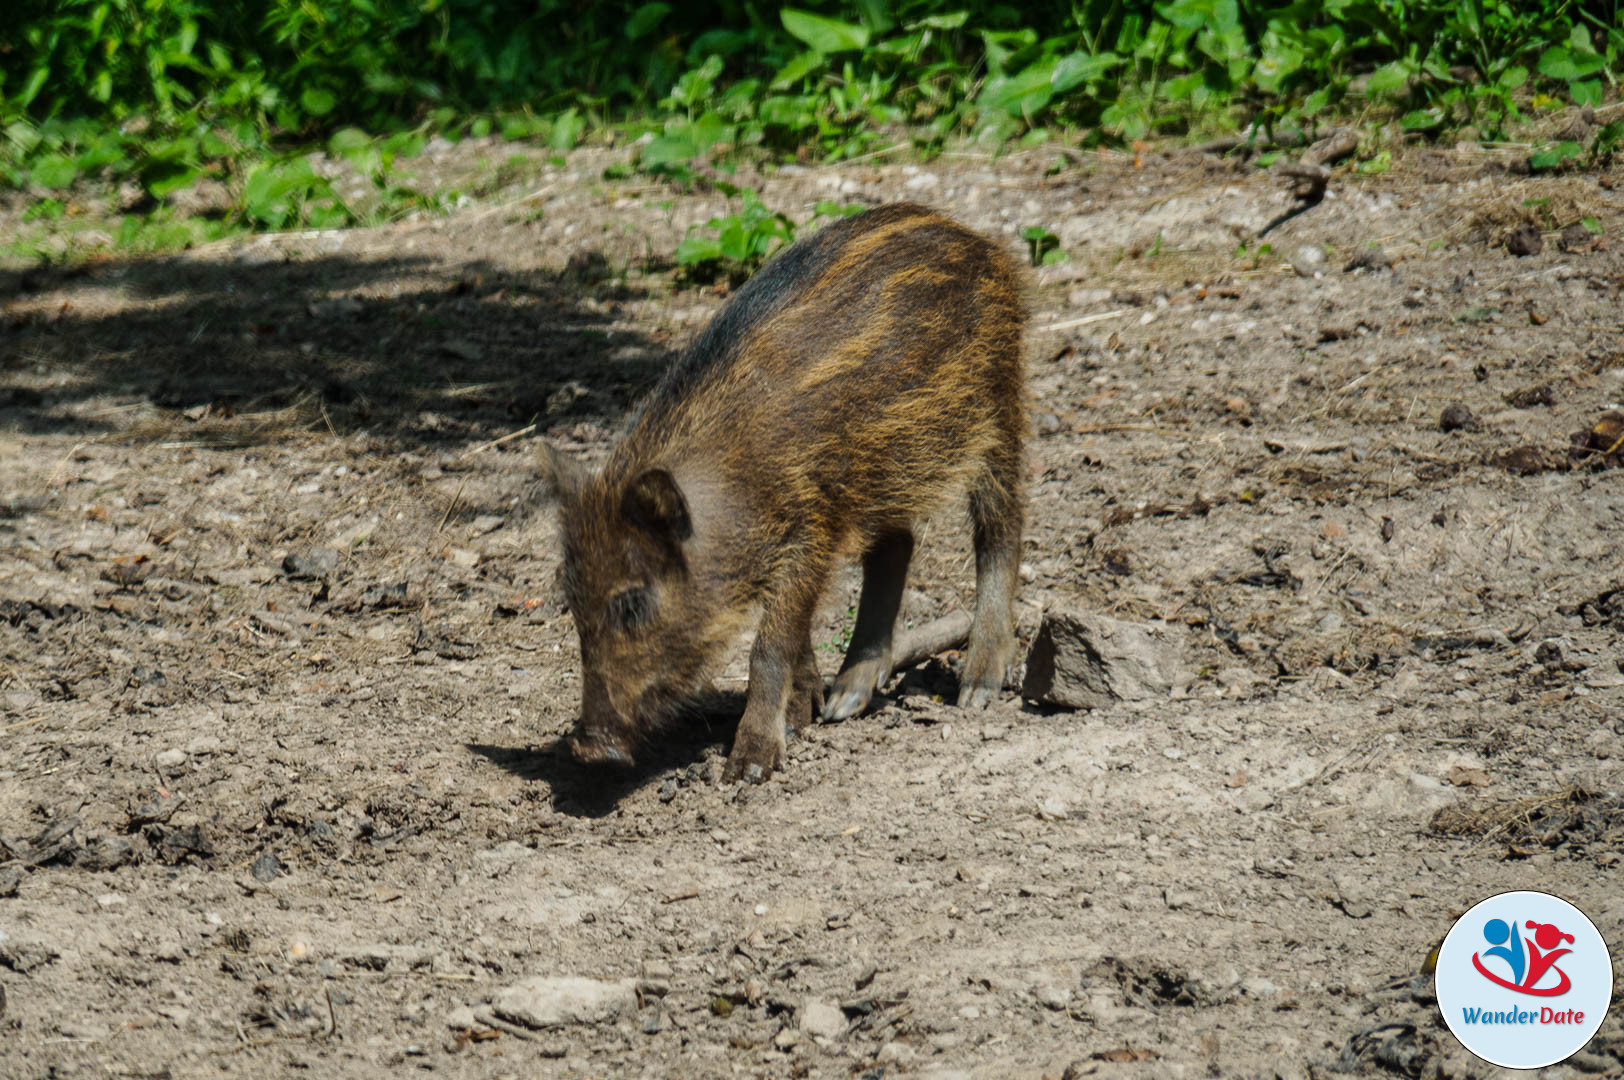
[2,138,1624,1080]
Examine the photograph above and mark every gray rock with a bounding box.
[490,976,639,1029]
[282,548,340,580]
[1021,607,1186,709]
[798,997,845,1040]
[446,1005,478,1030]
[75,834,136,872]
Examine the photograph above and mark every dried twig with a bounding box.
[1040,310,1130,334]
[455,423,537,460]
[472,1009,537,1041]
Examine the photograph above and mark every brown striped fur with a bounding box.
[540,203,1026,782]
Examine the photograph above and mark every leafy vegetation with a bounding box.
[3,1,1623,252]
[675,185,863,282]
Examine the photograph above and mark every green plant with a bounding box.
[6,0,1624,255]
[674,189,864,284]
[674,185,797,283]
[1020,225,1066,266]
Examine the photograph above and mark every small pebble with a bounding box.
[1034,984,1072,1011]
[1291,244,1326,278]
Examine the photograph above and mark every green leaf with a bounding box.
[1356,151,1392,175]
[906,11,968,30]
[674,235,723,265]
[770,50,824,90]
[1581,216,1603,235]
[1051,51,1125,93]
[1157,0,1230,31]
[1537,46,1576,80]
[1538,45,1604,81]
[1301,87,1330,116]
[979,60,1056,115]
[625,2,671,40]
[5,121,42,155]
[641,132,698,167]
[147,166,202,198]
[550,107,584,151]
[781,9,868,54]
[852,0,893,34]
[328,128,373,157]
[1401,108,1443,131]
[1366,60,1411,95]
[19,67,49,108]
[1253,37,1304,93]
[30,153,78,190]
[300,88,337,117]
[1497,65,1528,89]
[1570,79,1603,107]
[1160,72,1203,101]
[1529,141,1583,170]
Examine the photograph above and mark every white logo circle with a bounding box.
[1435,890,1613,1069]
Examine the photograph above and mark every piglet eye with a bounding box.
[608,586,653,630]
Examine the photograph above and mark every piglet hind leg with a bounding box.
[958,460,1022,710]
[823,530,914,721]
[787,633,822,732]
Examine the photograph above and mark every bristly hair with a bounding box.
[644,203,940,417]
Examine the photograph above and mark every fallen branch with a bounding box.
[889,611,971,671]
[1302,128,1358,168]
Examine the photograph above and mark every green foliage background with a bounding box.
[3,1,1622,235]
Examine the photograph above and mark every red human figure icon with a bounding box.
[1521,920,1574,994]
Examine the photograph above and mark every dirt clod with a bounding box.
[1438,403,1478,433]
[1505,223,1543,256]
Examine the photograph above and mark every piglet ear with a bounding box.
[622,468,692,542]
[537,439,588,502]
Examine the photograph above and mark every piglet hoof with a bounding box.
[822,657,888,721]
[723,736,781,784]
[955,681,1000,711]
[568,732,635,768]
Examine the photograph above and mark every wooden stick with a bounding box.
[889,611,971,672]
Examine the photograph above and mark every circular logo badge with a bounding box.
[1435,890,1613,1070]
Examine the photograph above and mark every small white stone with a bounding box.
[1034,984,1072,1011]
[799,998,845,1040]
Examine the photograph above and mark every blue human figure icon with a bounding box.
[1482,917,1526,985]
